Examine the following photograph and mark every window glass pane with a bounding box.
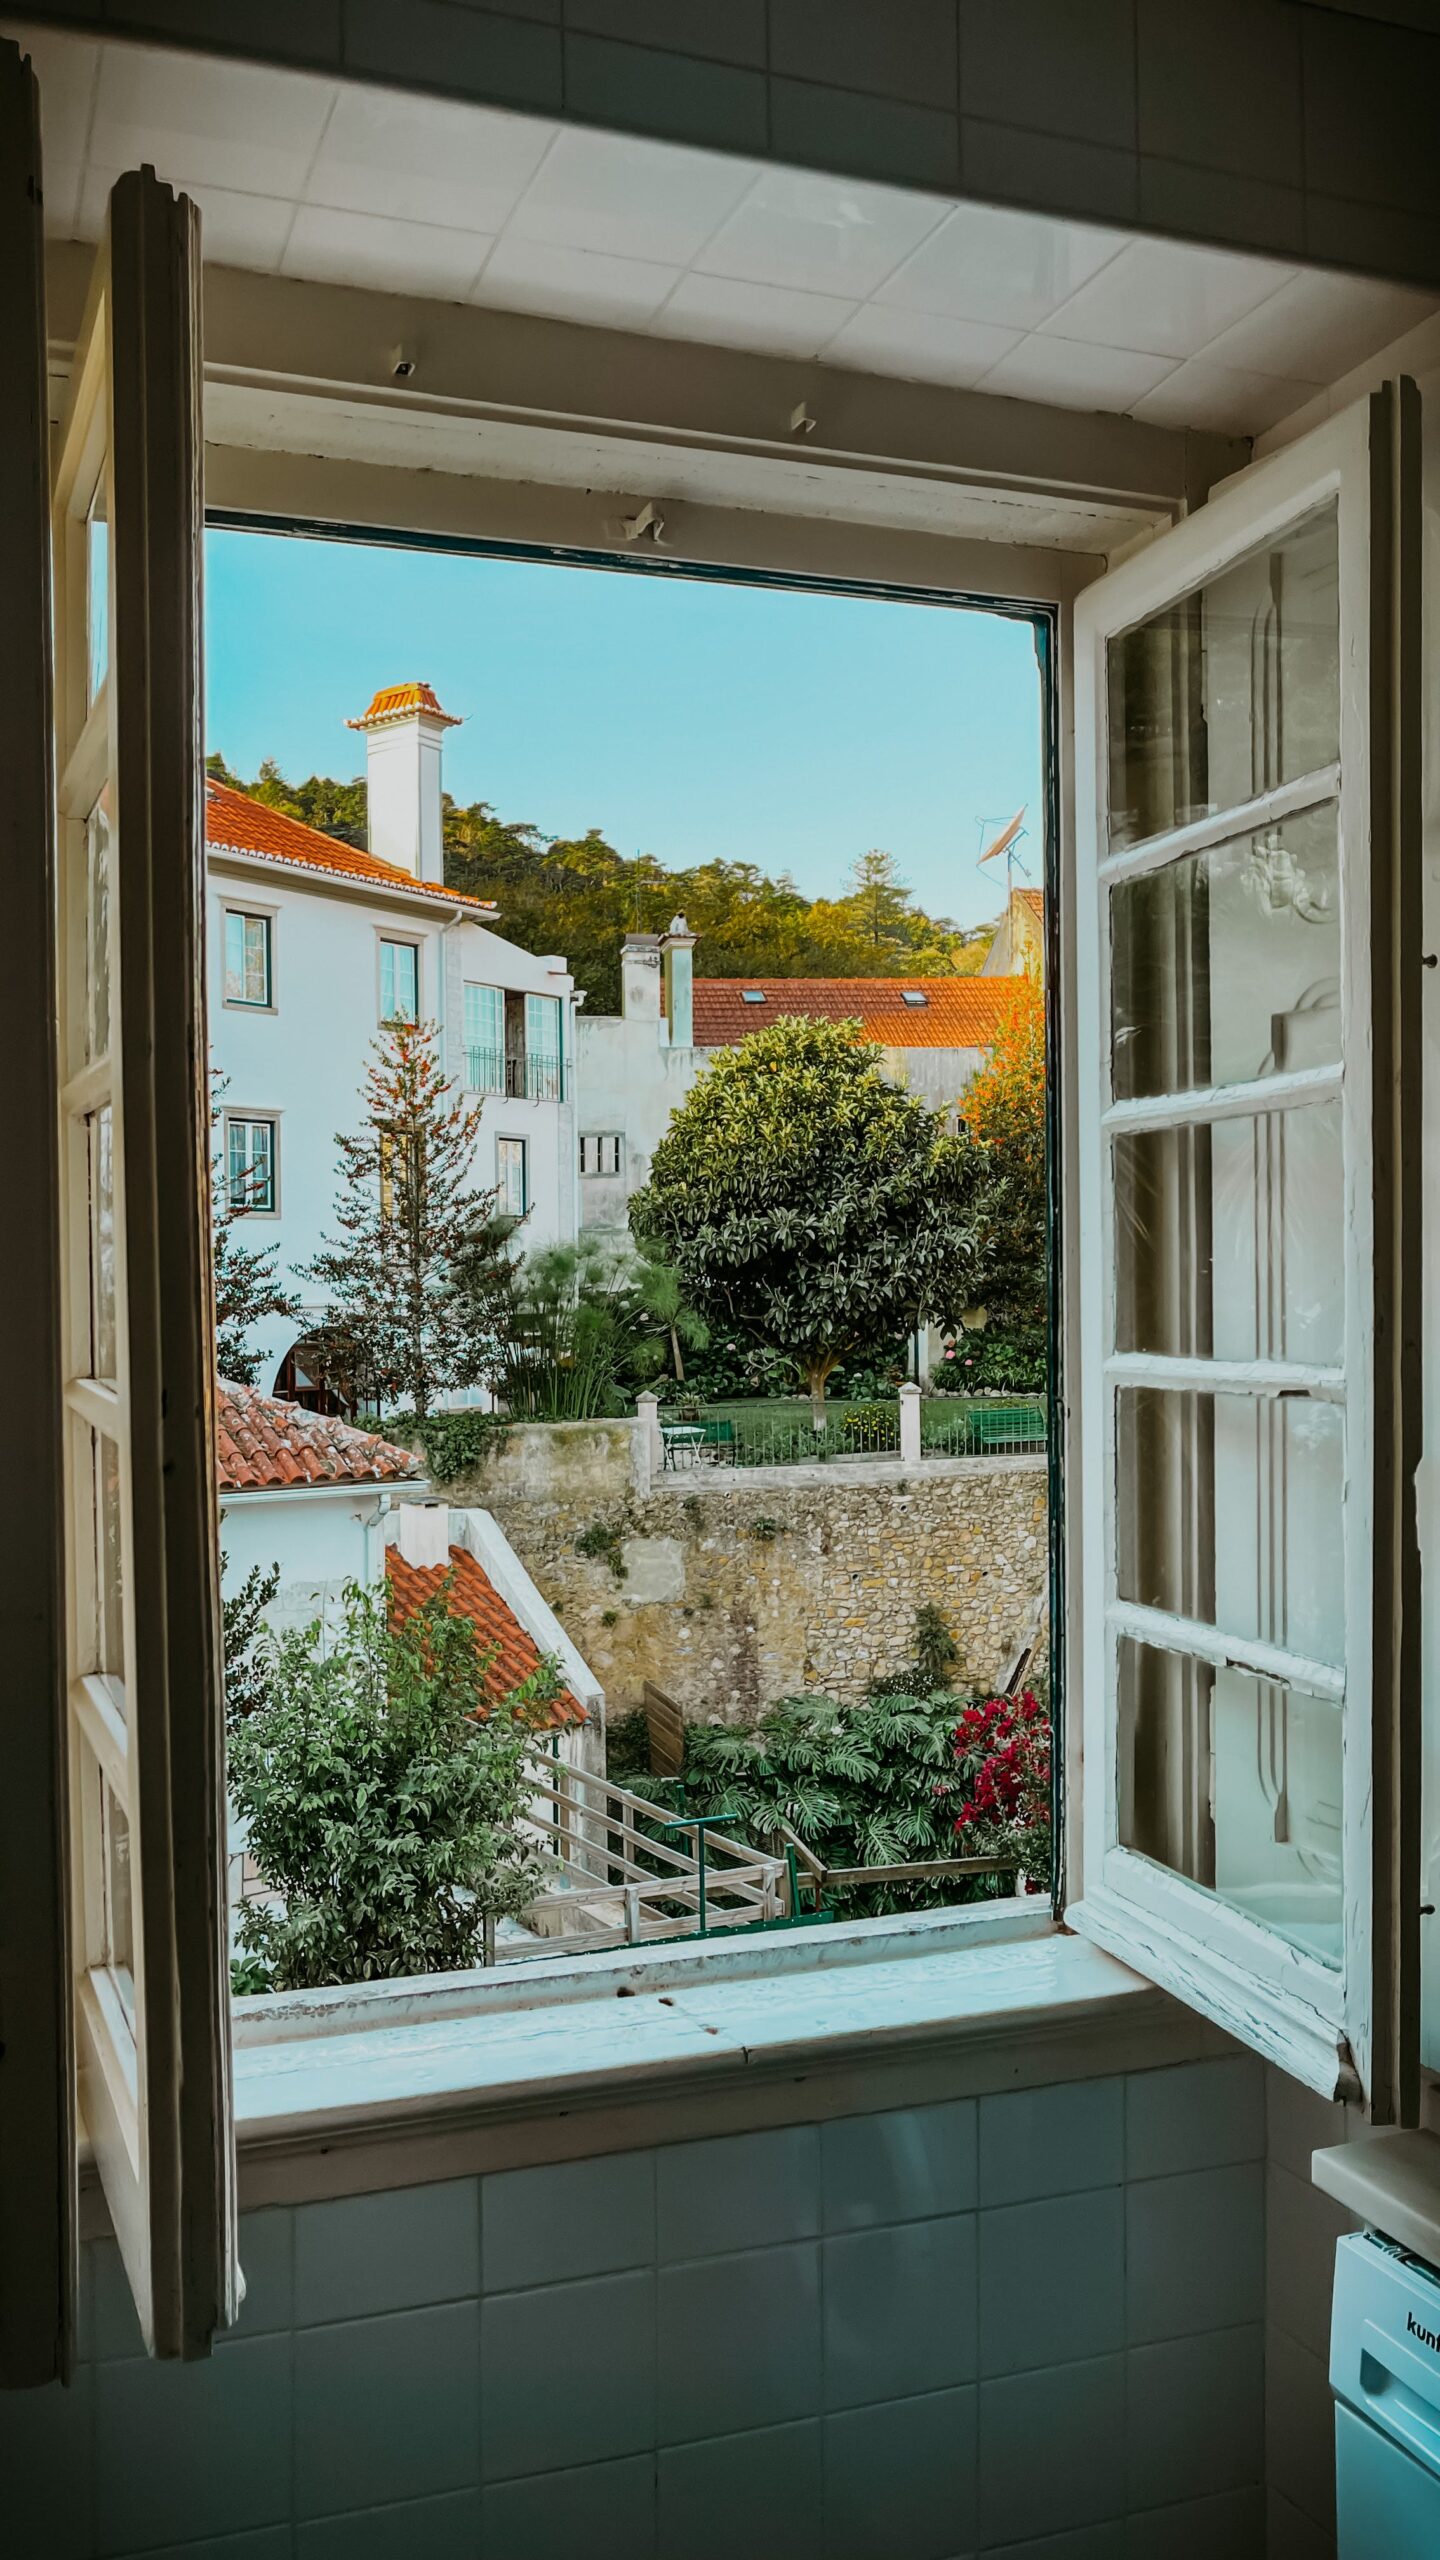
[89,1104,117,1382]
[1116,1388,1344,1667]
[102,1781,135,2019]
[464,983,503,1090]
[525,992,562,1099]
[1113,1101,1343,1365]
[227,1119,275,1213]
[1111,805,1340,1101]
[225,912,270,1005]
[1106,508,1339,852]
[497,1138,526,1218]
[93,1430,124,1686]
[381,941,418,1022]
[86,794,111,1065]
[87,490,109,704]
[1117,1635,1342,1967]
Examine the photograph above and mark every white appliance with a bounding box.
[1332,2229,1440,2555]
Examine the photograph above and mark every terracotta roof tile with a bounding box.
[216,1379,425,1493]
[692,976,1035,1050]
[348,682,460,730]
[1016,888,1044,921]
[206,776,491,910]
[387,1544,586,1728]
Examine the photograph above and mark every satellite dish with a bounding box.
[978,807,1028,871]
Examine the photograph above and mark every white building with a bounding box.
[208,682,579,1398]
[574,918,1031,1234]
[217,1380,603,1781]
[982,884,1046,984]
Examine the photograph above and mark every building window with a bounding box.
[223,909,272,1007]
[497,1136,528,1219]
[379,938,419,1023]
[580,1133,622,1176]
[501,990,563,1101]
[226,1116,276,1214]
[742,988,766,1004]
[464,981,504,1092]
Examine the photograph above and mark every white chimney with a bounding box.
[393,1500,452,1568]
[620,931,663,1023]
[347,682,461,885]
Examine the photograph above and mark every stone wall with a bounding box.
[417,1422,1048,1719]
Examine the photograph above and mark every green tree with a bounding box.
[964,975,1048,1341]
[306,1018,495,1416]
[228,1579,553,1988]
[629,1014,988,1424]
[631,1239,709,1385]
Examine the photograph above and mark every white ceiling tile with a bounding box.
[695,167,946,301]
[13,27,99,167]
[305,90,554,236]
[875,202,1126,330]
[652,273,858,361]
[1198,271,1439,382]
[90,43,335,201]
[974,334,1178,413]
[43,160,84,241]
[283,205,491,299]
[1130,359,1321,437]
[506,126,756,266]
[472,236,680,330]
[825,304,1023,390]
[1043,238,1297,359]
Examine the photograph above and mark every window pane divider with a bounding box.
[1106,1353,1346,1398]
[1097,762,1340,886]
[58,684,109,822]
[73,1674,128,1807]
[1103,1060,1341,1135]
[1108,1598,1345,1702]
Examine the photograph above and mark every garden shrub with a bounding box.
[951,1686,1052,1892]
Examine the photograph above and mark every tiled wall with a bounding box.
[3,2052,1271,2560]
[11,0,1440,284]
[1264,2068,1362,2560]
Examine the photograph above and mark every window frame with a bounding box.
[223,1111,280,1218]
[462,978,504,1094]
[1066,388,1422,2118]
[580,1133,623,1177]
[377,931,421,1025]
[49,165,236,2357]
[496,1133,529,1219]
[220,903,275,1011]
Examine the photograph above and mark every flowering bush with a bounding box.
[950,1687,1052,1894]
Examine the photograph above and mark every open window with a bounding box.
[1068,389,1422,2118]
[45,150,236,2356]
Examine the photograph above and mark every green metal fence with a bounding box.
[657,1399,1048,1472]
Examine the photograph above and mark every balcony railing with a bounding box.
[464,1045,565,1102]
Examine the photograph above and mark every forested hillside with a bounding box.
[207,753,995,1013]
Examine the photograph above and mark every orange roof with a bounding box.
[347,682,461,730]
[216,1380,424,1493]
[1016,888,1043,922]
[206,776,492,910]
[693,976,1035,1050]
[387,1543,587,1728]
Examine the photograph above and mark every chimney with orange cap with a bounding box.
[346,682,461,885]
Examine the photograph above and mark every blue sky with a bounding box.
[205,528,1045,932]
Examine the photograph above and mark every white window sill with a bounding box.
[207,1903,1237,2206]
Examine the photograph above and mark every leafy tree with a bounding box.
[629,1014,989,1424]
[228,1579,554,1988]
[963,974,1048,1352]
[211,1071,299,1384]
[306,1018,496,1417]
[222,1556,279,1723]
[631,1240,709,1386]
[209,755,994,1009]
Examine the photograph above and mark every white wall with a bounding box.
[574,1013,700,1233]
[219,1485,391,1633]
[210,865,576,1391]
